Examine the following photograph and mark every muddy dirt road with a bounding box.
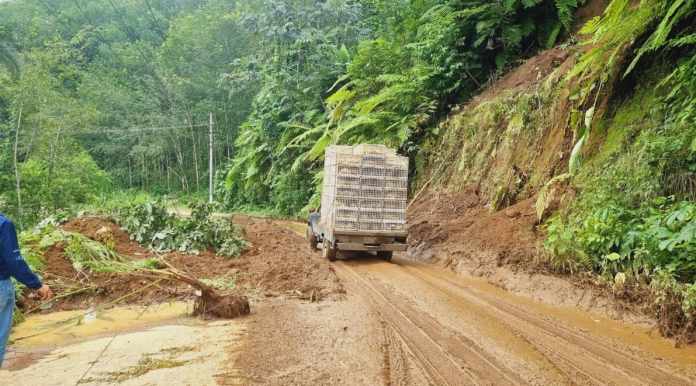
[5,217,696,385]
[236,220,696,386]
[335,259,696,385]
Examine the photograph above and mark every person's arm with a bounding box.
[0,220,42,289]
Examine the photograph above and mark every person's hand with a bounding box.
[36,284,53,300]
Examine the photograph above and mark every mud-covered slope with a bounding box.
[410,0,696,342]
[416,46,577,210]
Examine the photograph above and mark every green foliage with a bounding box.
[0,25,18,78]
[546,198,696,280]
[545,114,696,280]
[555,0,581,29]
[224,0,581,215]
[18,149,111,224]
[546,14,696,283]
[570,0,664,82]
[570,0,696,88]
[0,0,582,218]
[83,190,156,215]
[117,200,173,249]
[20,224,134,274]
[625,0,696,76]
[221,0,366,215]
[115,200,247,257]
[64,232,129,273]
[662,53,696,127]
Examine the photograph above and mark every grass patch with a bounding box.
[105,357,188,382]
[79,345,197,384]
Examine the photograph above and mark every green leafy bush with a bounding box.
[115,200,247,257]
[117,200,174,249]
[546,198,696,281]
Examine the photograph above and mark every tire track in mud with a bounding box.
[337,262,524,386]
[380,320,430,386]
[277,220,694,385]
[398,264,695,386]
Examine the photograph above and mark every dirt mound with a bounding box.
[21,215,341,315]
[231,216,343,301]
[407,188,540,274]
[466,47,572,108]
[62,216,149,256]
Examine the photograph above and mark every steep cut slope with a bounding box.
[409,0,696,342]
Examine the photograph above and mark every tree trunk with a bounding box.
[166,155,171,192]
[48,126,64,210]
[128,157,133,188]
[187,112,201,192]
[172,134,189,193]
[13,106,23,229]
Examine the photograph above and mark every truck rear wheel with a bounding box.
[377,251,393,262]
[306,227,319,252]
[322,240,337,262]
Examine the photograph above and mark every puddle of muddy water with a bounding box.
[10,301,195,349]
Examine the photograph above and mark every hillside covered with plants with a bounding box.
[416,0,696,341]
[0,0,583,225]
[1,0,696,339]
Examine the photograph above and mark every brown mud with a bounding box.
[9,217,696,384]
[407,188,539,270]
[406,189,656,325]
[226,214,696,385]
[335,258,696,385]
[20,215,341,315]
[468,47,572,108]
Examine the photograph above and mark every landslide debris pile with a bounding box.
[19,216,250,319]
[16,213,341,321]
[407,189,538,274]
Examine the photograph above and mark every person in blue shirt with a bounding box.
[0,214,52,367]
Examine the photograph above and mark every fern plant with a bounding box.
[625,0,696,75]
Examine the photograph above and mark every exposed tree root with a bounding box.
[156,261,250,319]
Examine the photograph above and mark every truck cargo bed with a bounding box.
[320,144,409,240]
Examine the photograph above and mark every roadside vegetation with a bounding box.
[542,0,696,343]
[409,0,696,342]
[114,200,247,257]
[0,0,583,225]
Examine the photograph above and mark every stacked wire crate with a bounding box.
[321,144,408,234]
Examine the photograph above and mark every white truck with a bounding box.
[306,144,409,261]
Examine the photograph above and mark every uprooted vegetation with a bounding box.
[12,200,252,322]
[114,200,248,257]
[412,0,696,343]
[12,201,341,325]
[15,214,250,322]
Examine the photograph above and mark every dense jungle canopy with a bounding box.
[0,0,584,224]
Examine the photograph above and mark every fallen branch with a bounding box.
[24,285,98,315]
